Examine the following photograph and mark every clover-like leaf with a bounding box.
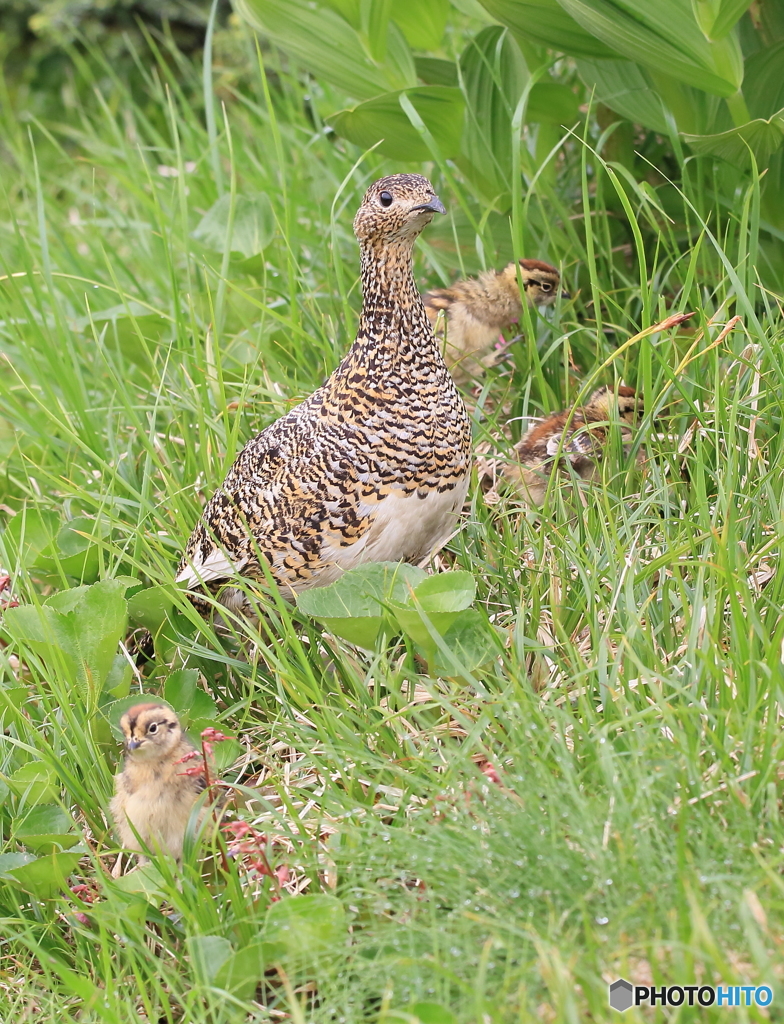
[296,562,426,648]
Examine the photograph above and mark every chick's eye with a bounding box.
[540,282,552,292]
[379,190,393,207]
[147,722,158,734]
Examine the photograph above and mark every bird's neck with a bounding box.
[351,238,438,365]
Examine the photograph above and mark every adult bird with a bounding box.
[177,174,472,622]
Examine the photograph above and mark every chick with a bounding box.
[110,703,207,865]
[504,385,643,505]
[423,259,566,383]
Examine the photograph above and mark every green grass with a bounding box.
[1,22,783,1024]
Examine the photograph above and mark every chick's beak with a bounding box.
[126,737,142,751]
[560,289,571,300]
[412,195,446,215]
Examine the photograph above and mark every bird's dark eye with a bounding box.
[147,722,158,734]
[540,282,552,292]
[379,190,393,207]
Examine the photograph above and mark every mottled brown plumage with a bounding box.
[423,259,566,383]
[177,175,471,617]
[504,385,643,504]
[110,704,206,864]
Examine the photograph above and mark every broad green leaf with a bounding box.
[577,59,669,134]
[14,804,78,853]
[1,508,58,569]
[327,86,464,160]
[235,0,415,98]
[412,571,476,613]
[193,194,276,259]
[112,862,166,897]
[392,0,450,50]
[296,562,427,648]
[264,893,346,956]
[163,668,199,713]
[6,763,59,804]
[387,571,476,657]
[0,778,8,807]
[24,515,107,582]
[427,609,499,678]
[0,852,36,876]
[321,0,361,26]
[0,849,81,897]
[186,935,233,984]
[693,0,752,39]
[127,584,174,633]
[3,579,128,700]
[744,41,784,120]
[190,690,218,721]
[406,1003,458,1024]
[0,685,28,728]
[683,109,784,164]
[478,0,616,56]
[557,0,744,96]
[360,0,395,62]
[214,940,287,998]
[527,82,581,124]
[415,57,458,87]
[459,26,529,197]
[103,654,131,700]
[390,605,463,653]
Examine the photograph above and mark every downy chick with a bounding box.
[110,703,207,865]
[504,385,643,505]
[423,259,566,383]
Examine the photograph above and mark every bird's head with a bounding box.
[588,385,642,424]
[516,259,569,306]
[119,703,183,761]
[353,174,446,247]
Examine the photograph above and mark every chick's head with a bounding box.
[354,173,446,246]
[588,385,642,424]
[119,703,183,761]
[515,259,567,307]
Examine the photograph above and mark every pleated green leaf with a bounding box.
[477,0,616,56]
[577,59,667,133]
[693,0,752,40]
[527,82,581,123]
[558,0,744,96]
[327,86,464,160]
[392,0,450,50]
[744,41,784,119]
[235,0,415,100]
[415,57,459,87]
[459,26,529,197]
[683,109,784,164]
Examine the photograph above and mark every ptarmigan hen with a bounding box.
[504,385,642,505]
[178,175,472,619]
[423,259,566,383]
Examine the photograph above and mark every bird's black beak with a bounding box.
[126,738,142,751]
[413,195,446,215]
[561,289,571,300]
